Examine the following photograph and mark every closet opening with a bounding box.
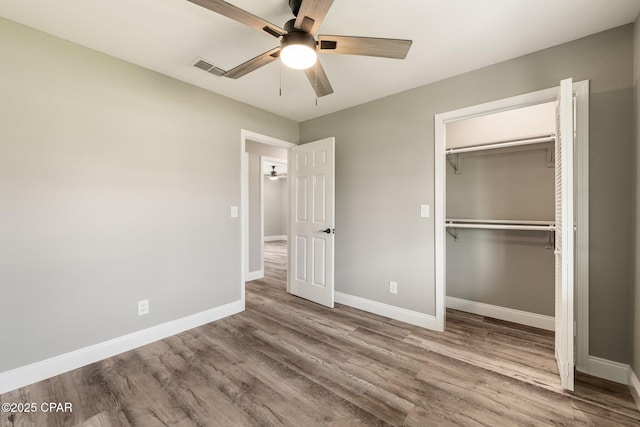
[434,80,590,392]
[445,101,557,332]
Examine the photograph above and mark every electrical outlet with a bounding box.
[389,281,398,295]
[138,299,149,316]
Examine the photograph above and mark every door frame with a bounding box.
[433,81,590,372]
[240,129,295,308]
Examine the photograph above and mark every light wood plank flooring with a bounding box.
[1,241,639,426]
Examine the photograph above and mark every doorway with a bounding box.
[240,131,337,309]
[434,80,590,390]
[240,130,295,307]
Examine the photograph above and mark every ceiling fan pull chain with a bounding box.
[279,61,283,97]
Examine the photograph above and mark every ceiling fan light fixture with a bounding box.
[280,32,317,70]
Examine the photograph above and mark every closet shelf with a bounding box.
[446,134,556,174]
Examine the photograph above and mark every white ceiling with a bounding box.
[1,0,639,122]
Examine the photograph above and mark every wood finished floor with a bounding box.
[2,240,639,426]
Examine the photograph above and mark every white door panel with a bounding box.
[289,137,335,308]
[555,78,575,391]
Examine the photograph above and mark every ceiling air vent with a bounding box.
[192,58,226,76]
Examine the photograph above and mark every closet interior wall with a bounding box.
[445,102,556,318]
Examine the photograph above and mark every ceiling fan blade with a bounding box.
[223,47,281,79]
[318,35,412,59]
[294,0,334,35]
[304,60,334,97]
[187,0,286,38]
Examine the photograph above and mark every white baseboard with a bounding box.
[264,235,287,242]
[629,369,640,411]
[246,270,264,281]
[0,299,244,394]
[335,292,437,330]
[446,296,555,331]
[579,355,630,385]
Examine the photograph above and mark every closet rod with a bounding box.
[446,134,555,155]
[446,219,554,226]
[445,222,555,231]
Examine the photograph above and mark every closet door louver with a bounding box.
[555,78,575,391]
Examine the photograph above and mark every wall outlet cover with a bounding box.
[389,281,398,295]
[138,299,149,316]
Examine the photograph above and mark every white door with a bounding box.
[288,137,335,307]
[555,78,575,391]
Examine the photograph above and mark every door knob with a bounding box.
[320,228,335,234]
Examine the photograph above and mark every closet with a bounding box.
[436,78,582,392]
[445,102,557,328]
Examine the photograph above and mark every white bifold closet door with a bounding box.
[555,78,575,391]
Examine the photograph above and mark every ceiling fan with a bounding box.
[188,0,413,97]
[269,165,280,180]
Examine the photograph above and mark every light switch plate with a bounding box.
[230,206,238,218]
[420,204,430,218]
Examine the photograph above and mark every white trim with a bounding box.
[573,80,590,373]
[240,130,294,301]
[241,129,296,149]
[446,297,555,331]
[434,81,589,372]
[580,356,630,385]
[335,292,437,330]
[0,299,243,394]
[629,369,640,411]
[246,270,264,281]
[434,115,446,332]
[241,151,248,309]
[264,235,287,242]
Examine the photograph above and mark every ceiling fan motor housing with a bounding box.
[282,26,317,49]
[282,17,316,49]
[288,0,303,16]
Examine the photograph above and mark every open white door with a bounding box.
[288,137,335,308]
[555,78,575,391]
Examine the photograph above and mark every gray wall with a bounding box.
[446,148,555,316]
[0,17,298,373]
[264,176,288,237]
[300,25,634,363]
[245,141,287,273]
[633,17,640,377]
